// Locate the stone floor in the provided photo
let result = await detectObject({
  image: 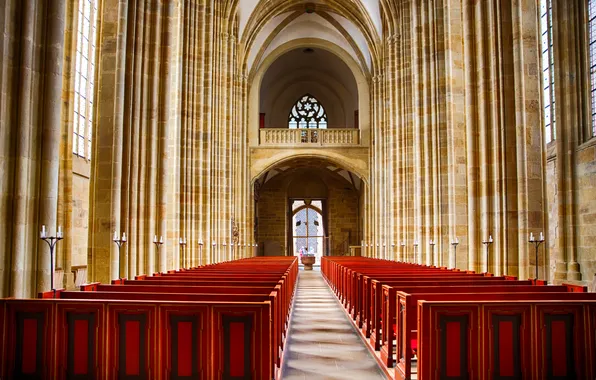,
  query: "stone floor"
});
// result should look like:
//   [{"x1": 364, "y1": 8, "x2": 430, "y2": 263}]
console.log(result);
[{"x1": 281, "y1": 270, "x2": 388, "y2": 380}]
